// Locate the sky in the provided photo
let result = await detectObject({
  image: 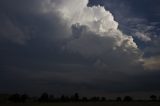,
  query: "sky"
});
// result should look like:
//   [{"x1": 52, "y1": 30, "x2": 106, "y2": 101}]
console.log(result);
[{"x1": 0, "y1": 0, "x2": 160, "y2": 98}]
